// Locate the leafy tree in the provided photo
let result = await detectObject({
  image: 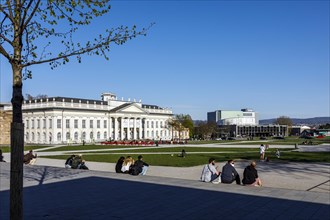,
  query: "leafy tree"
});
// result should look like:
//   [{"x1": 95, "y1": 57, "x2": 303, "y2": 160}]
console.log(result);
[
  {"x1": 195, "y1": 121, "x2": 217, "y2": 140},
  {"x1": 175, "y1": 114, "x2": 194, "y2": 138},
  {"x1": 319, "y1": 123, "x2": 330, "y2": 129},
  {"x1": 274, "y1": 116, "x2": 293, "y2": 126},
  {"x1": 0, "y1": 1, "x2": 151, "y2": 218}
]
